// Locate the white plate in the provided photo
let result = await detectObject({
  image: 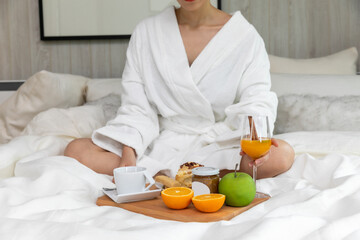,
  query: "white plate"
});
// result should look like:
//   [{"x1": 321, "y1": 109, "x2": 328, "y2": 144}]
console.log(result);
[{"x1": 103, "y1": 188, "x2": 162, "y2": 203}]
